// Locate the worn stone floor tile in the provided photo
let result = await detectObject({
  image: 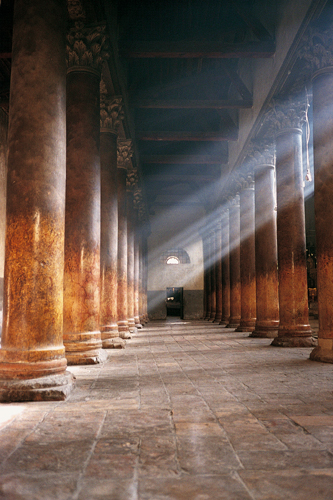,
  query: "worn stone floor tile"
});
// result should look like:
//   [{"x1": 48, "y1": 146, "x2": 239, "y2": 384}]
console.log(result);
[
  {"x1": 0, "y1": 473, "x2": 78, "y2": 500},
  {"x1": 138, "y1": 474, "x2": 253, "y2": 500},
  {"x1": 239, "y1": 469, "x2": 333, "y2": 500},
  {"x1": 237, "y1": 449, "x2": 333, "y2": 470},
  {"x1": 77, "y1": 478, "x2": 138, "y2": 500},
  {"x1": 1, "y1": 440, "x2": 94, "y2": 474}
]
